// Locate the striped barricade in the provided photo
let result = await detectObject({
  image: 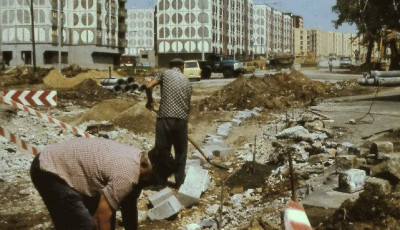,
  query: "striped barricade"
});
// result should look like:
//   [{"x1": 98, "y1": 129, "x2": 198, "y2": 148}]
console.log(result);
[
  {"x1": 0, "y1": 126, "x2": 39, "y2": 155},
  {"x1": 2, "y1": 89, "x2": 57, "y2": 106},
  {"x1": 284, "y1": 201, "x2": 312, "y2": 230},
  {"x1": 0, "y1": 95, "x2": 93, "y2": 138}
]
